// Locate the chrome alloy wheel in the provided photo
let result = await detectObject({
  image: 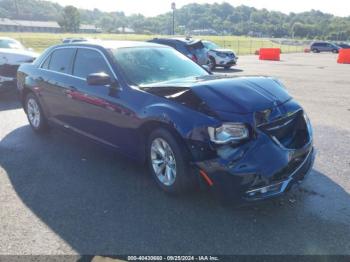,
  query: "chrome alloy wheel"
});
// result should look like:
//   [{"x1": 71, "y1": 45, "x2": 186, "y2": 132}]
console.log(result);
[
  {"x1": 151, "y1": 138, "x2": 177, "y2": 186},
  {"x1": 27, "y1": 98, "x2": 41, "y2": 128}
]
